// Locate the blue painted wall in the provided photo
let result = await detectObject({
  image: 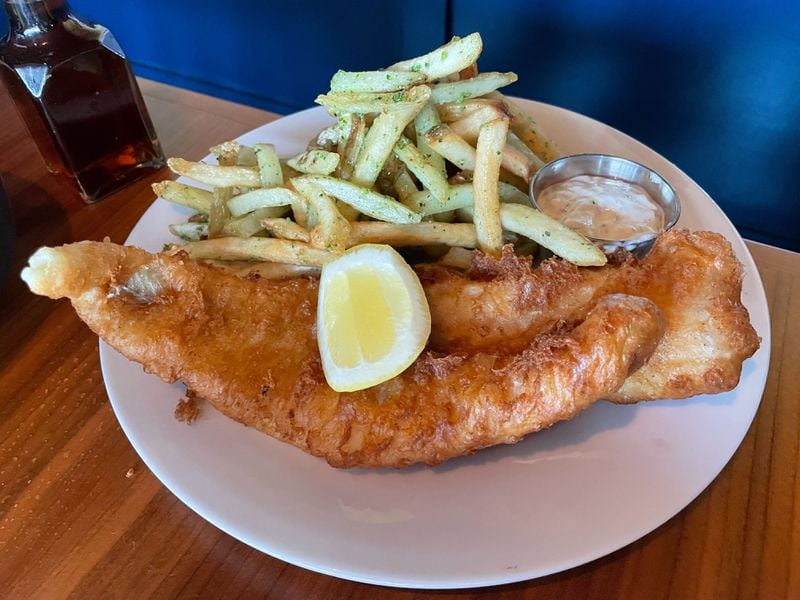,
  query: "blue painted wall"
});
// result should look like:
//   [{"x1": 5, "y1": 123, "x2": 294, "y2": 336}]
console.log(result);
[
  {"x1": 69, "y1": 0, "x2": 447, "y2": 114},
  {"x1": 453, "y1": 0, "x2": 800, "y2": 250},
  {"x1": 2, "y1": 1, "x2": 798, "y2": 250}
]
